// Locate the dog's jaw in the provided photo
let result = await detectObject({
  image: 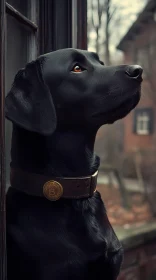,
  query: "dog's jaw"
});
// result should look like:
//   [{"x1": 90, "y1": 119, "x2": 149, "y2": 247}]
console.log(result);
[{"x1": 91, "y1": 89, "x2": 141, "y2": 126}]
